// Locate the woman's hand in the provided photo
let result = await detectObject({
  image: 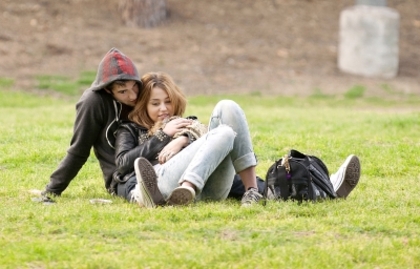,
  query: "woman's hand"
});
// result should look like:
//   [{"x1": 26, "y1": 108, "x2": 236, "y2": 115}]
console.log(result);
[
  {"x1": 158, "y1": 136, "x2": 189, "y2": 164},
  {"x1": 162, "y1": 118, "x2": 192, "y2": 137}
]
